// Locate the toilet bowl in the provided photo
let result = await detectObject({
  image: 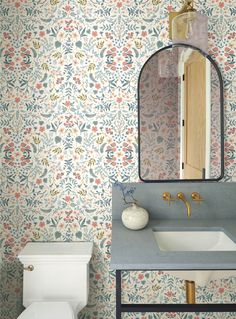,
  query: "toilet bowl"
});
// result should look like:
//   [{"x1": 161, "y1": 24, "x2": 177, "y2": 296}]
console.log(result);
[
  {"x1": 17, "y1": 302, "x2": 75, "y2": 319},
  {"x1": 17, "y1": 242, "x2": 93, "y2": 319}
]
